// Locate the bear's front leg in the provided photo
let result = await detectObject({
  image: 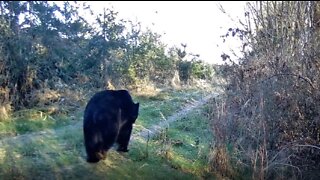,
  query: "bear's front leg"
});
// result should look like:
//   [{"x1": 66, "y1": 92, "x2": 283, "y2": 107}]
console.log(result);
[
  {"x1": 116, "y1": 124, "x2": 133, "y2": 152},
  {"x1": 85, "y1": 145, "x2": 101, "y2": 163}
]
